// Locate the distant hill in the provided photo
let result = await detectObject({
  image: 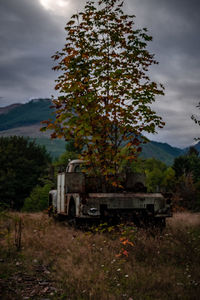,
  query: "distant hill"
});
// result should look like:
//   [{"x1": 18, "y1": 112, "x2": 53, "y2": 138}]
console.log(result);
[
  {"x1": 195, "y1": 141, "x2": 200, "y2": 152},
  {"x1": 141, "y1": 141, "x2": 183, "y2": 165},
  {"x1": 0, "y1": 103, "x2": 22, "y2": 115},
  {"x1": 0, "y1": 99, "x2": 65, "y2": 158},
  {"x1": 0, "y1": 98, "x2": 198, "y2": 163},
  {"x1": 183, "y1": 141, "x2": 200, "y2": 154},
  {"x1": 0, "y1": 98, "x2": 54, "y2": 131},
  {"x1": 0, "y1": 124, "x2": 66, "y2": 159}
]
